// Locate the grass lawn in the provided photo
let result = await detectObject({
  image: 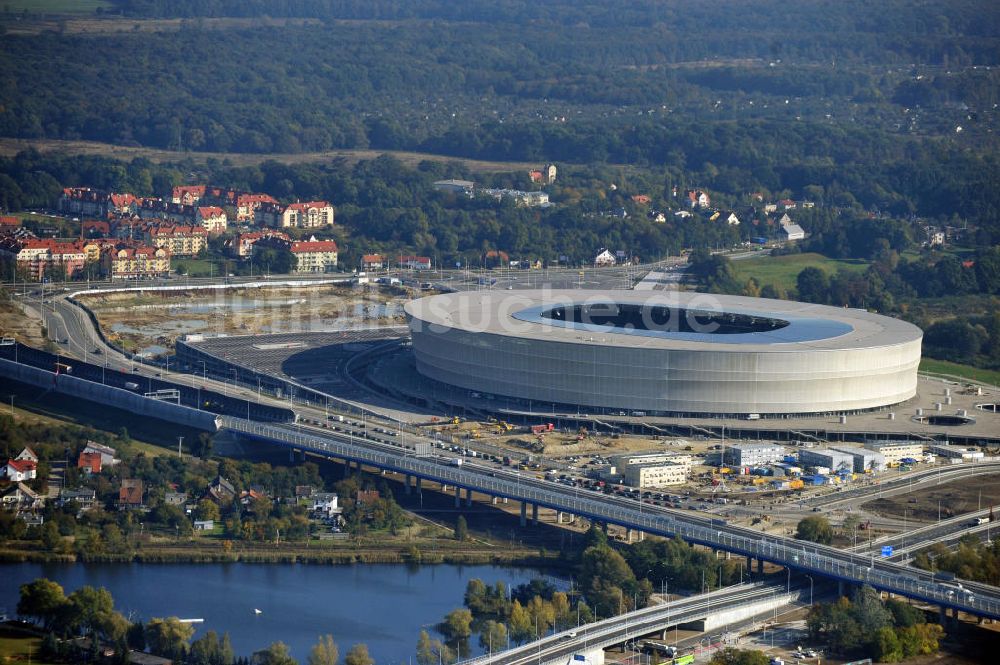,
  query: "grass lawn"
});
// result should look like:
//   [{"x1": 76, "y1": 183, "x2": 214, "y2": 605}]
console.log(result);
[
  {"x1": 4, "y1": 0, "x2": 111, "y2": 13},
  {"x1": 173, "y1": 258, "x2": 223, "y2": 278},
  {"x1": 731, "y1": 252, "x2": 870, "y2": 292},
  {"x1": 919, "y1": 358, "x2": 1000, "y2": 387},
  {"x1": 0, "y1": 627, "x2": 61, "y2": 665}
]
